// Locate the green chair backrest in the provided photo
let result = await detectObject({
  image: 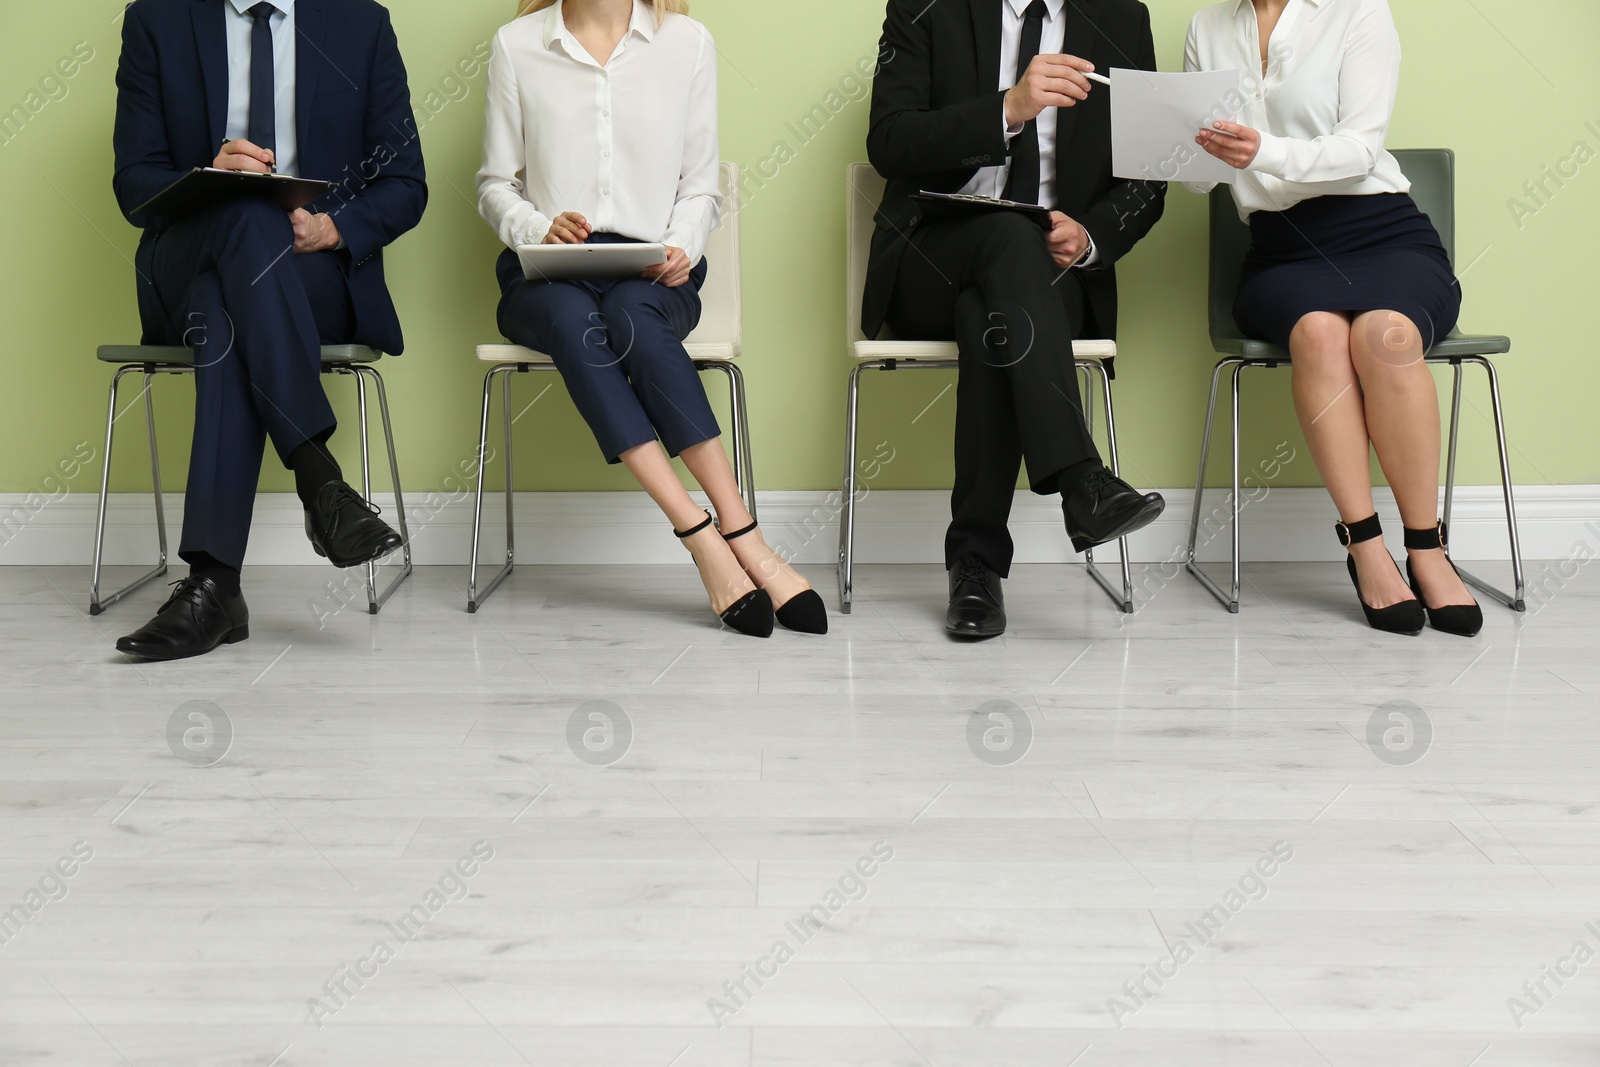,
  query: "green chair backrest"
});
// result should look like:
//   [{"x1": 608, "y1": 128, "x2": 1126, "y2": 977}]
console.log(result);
[{"x1": 1207, "y1": 148, "x2": 1457, "y2": 348}]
